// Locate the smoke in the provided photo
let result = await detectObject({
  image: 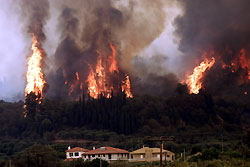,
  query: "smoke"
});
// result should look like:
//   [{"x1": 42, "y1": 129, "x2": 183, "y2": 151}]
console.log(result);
[
  {"x1": 0, "y1": 0, "x2": 184, "y2": 100},
  {"x1": 133, "y1": 55, "x2": 178, "y2": 96},
  {"x1": 0, "y1": 0, "x2": 27, "y2": 101},
  {"x1": 175, "y1": 0, "x2": 250, "y2": 72},
  {"x1": 175, "y1": 0, "x2": 250, "y2": 94},
  {"x1": 21, "y1": 0, "x2": 50, "y2": 42},
  {"x1": 46, "y1": 0, "x2": 182, "y2": 98}
]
